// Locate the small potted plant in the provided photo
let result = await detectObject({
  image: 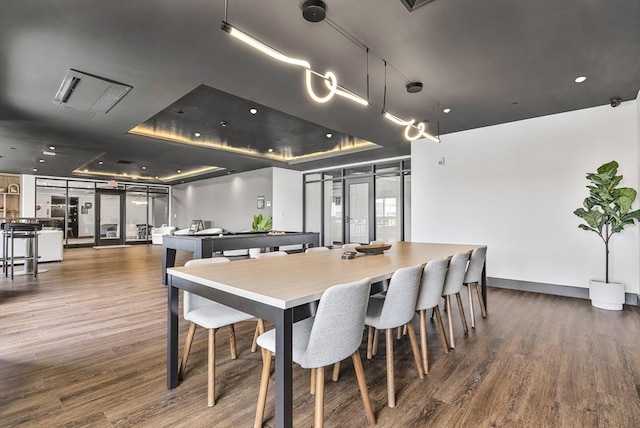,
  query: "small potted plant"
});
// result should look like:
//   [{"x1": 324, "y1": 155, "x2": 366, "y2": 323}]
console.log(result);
[
  {"x1": 249, "y1": 214, "x2": 272, "y2": 258},
  {"x1": 573, "y1": 160, "x2": 639, "y2": 310},
  {"x1": 251, "y1": 214, "x2": 272, "y2": 232}
]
